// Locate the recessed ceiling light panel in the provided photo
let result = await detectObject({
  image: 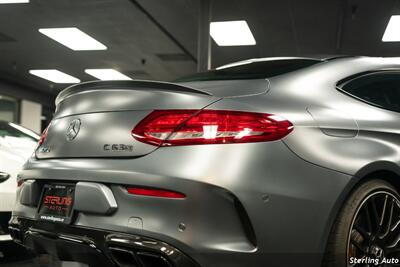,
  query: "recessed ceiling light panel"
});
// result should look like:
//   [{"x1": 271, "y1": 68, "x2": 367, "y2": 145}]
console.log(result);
[
  {"x1": 38, "y1": 27, "x2": 107, "y2": 51},
  {"x1": 383, "y1": 15, "x2": 400, "y2": 42},
  {"x1": 0, "y1": 0, "x2": 29, "y2": 3},
  {"x1": 210, "y1": 20, "x2": 256, "y2": 46},
  {"x1": 85, "y1": 69, "x2": 132, "y2": 80},
  {"x1": 29, "y1": 69, "x2": 80, "y2": 84}
]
